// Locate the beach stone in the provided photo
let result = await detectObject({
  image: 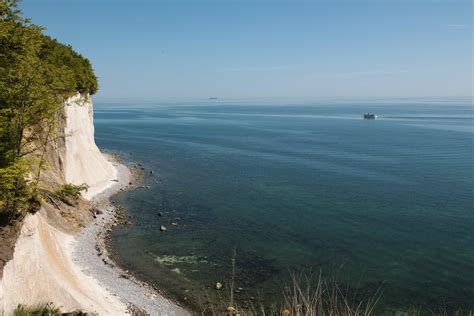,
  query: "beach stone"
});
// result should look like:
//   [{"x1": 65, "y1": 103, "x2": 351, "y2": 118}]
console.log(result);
[
  {"x1": 281, "y1": 309, "x2": 290, "y2": 316},
  {"x1": 215, "y1": 282, "x2": 223, "y2": 290},
  {"x1": 160, "y1": 225, "x2": 167, "y2": 232}
]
